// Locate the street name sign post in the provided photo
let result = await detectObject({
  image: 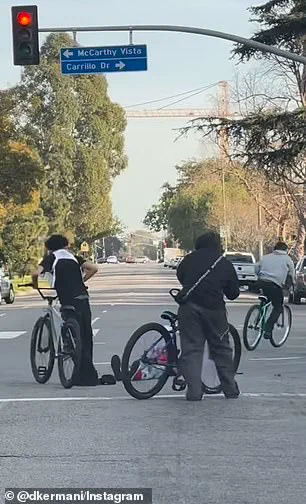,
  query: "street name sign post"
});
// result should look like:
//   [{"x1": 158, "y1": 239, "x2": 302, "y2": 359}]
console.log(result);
[{"x1": 60, "y1": 44, "x2": 147, "y2": 75}]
